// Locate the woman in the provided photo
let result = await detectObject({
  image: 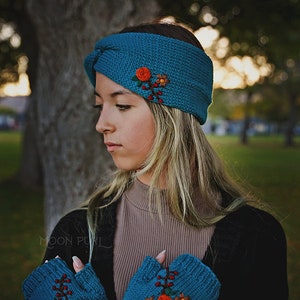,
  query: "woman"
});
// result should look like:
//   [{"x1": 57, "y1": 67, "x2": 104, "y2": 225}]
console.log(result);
[{"x1": 23, "y1": 22, "x2": 288, "y2": 300}]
